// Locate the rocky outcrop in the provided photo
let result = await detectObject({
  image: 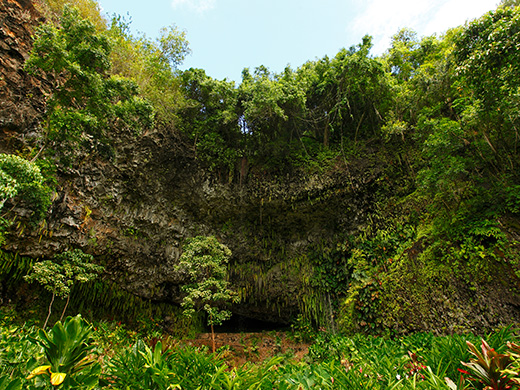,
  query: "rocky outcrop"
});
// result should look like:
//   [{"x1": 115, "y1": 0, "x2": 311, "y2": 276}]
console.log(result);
[
  {"x1": 0, "y1": 2, "x2": 378, "y2": 322},
  {"x1": 1, "y1": 0, "x2": 519, "y2": 332},
  {"x1": 0, "y1": 0, "x2": 48, "y2": 151},
  {"x1": 2, "y1": 116, "x2": 376, "y2": 323}
]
